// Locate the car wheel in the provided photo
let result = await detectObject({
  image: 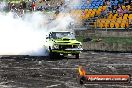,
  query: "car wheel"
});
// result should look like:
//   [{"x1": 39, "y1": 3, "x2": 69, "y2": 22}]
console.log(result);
[
  {"x1": 49, "y1": 46, "x2": 53, "y2": 59},
  {"x1": 75, "y1": 53, "x2": 79, "y2": 59},
  {"x1": 55, "y1": 53, "x2": 60, "y2": 59},
  {"x1": 49, "y1": 51, "x2": 53, "y2": 59},
  {"x1": 50, "y1": 52, "x2": 60, "y2": 59}
]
